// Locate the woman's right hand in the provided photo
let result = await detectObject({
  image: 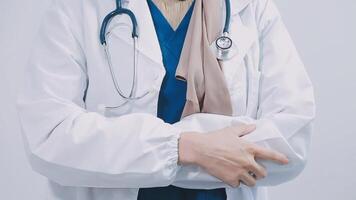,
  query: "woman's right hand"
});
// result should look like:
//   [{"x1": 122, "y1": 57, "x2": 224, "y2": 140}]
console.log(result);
[{"x1": 178, "y1": 124, "x2": 289, "y2": 187}]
